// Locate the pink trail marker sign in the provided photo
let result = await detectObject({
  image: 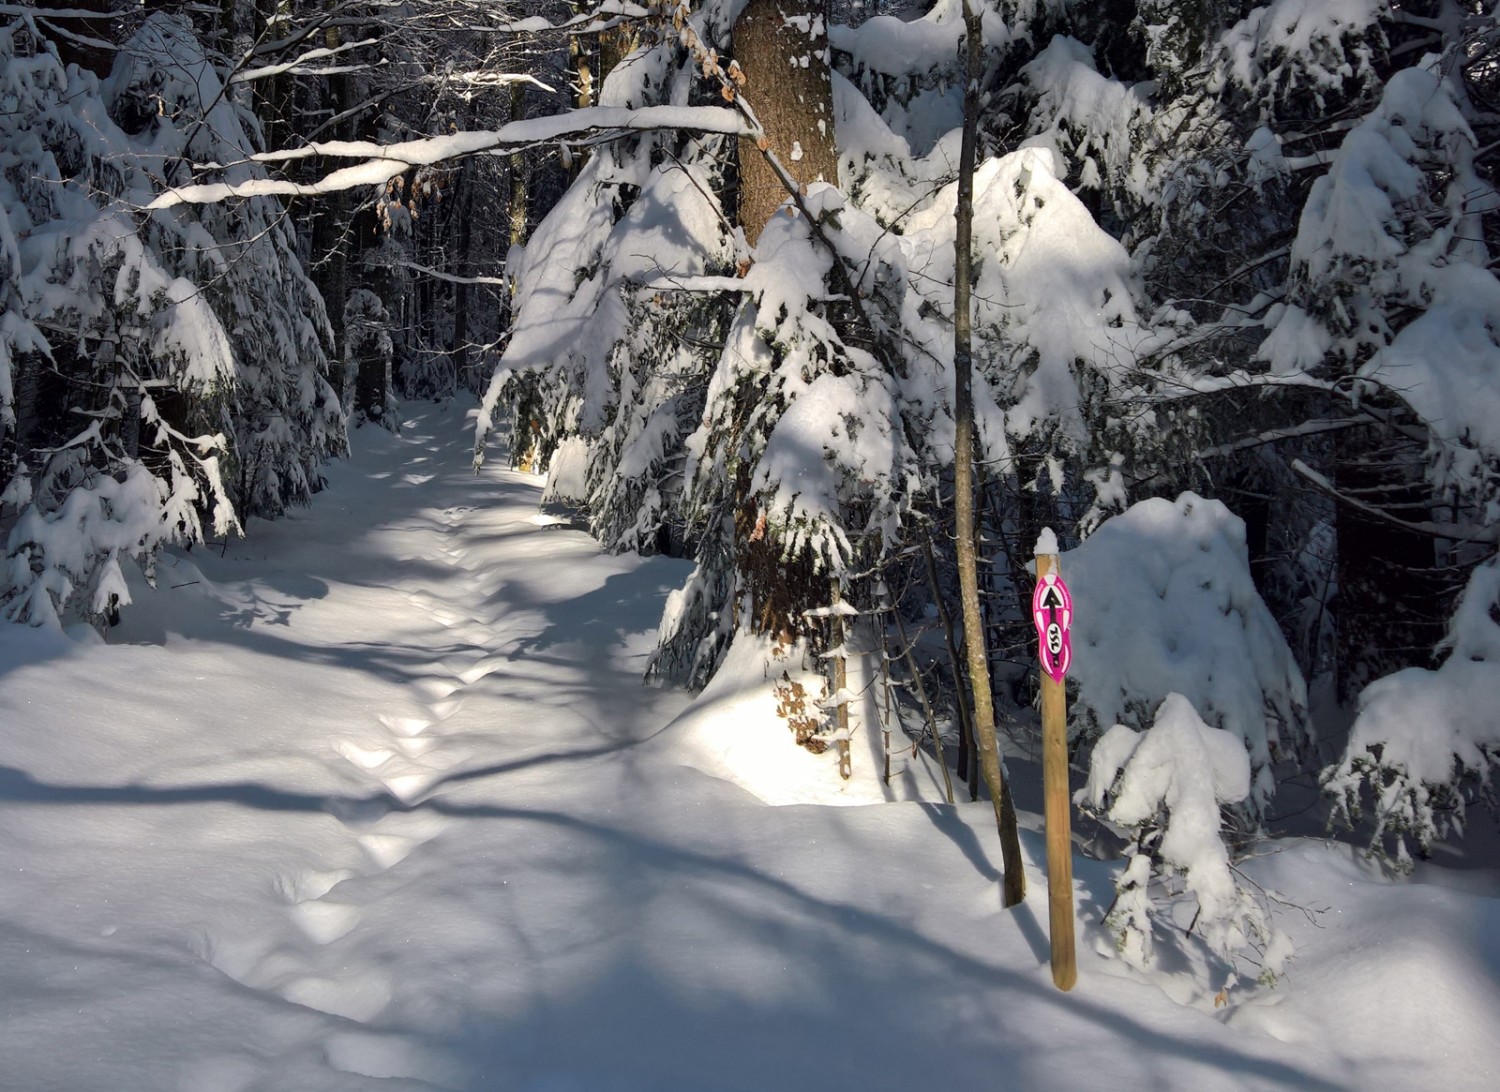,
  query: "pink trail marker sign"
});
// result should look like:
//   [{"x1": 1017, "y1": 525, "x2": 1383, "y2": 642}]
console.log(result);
[{"x1": 1032, "y1": 572, "x2": 1073, "y2": 684}]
